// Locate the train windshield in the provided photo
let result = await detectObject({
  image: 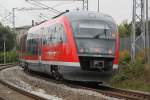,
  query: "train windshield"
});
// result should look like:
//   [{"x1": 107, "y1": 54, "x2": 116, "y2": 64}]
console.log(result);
[
  {"x1": 71, "y1": 20, "x2": 116, "y2": 55},
  {"x1": 71, "y1": 20, "x2": 115, "y2": 39}
]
